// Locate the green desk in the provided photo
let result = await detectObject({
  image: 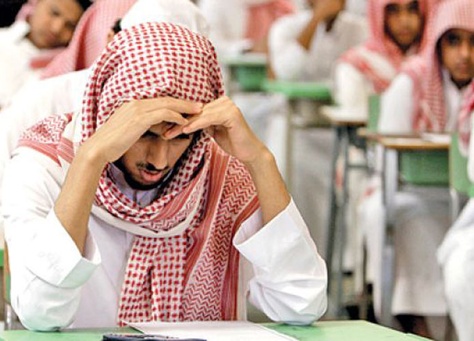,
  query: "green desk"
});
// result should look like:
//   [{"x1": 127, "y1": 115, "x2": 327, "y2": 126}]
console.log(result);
[
  {"x1": 0, "y1": 321, "x2": 431, "y2": 341},
  {"x1": 262, "y1": 80, "x2": 332, "y2": 191}
]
